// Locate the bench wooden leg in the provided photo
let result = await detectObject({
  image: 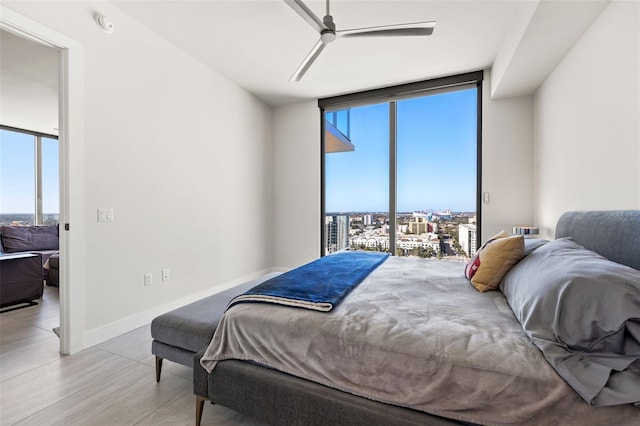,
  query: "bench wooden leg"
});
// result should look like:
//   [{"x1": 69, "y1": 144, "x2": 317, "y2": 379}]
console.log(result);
[
  {"x1": 196, "y1": 395, "x2": 207, "y2": 426},
  {"x1": 155, "y1": 356, "x2": 163, "y2": 382}
]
